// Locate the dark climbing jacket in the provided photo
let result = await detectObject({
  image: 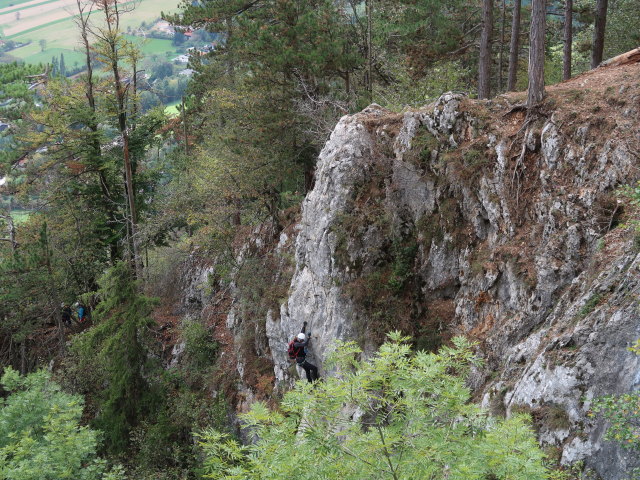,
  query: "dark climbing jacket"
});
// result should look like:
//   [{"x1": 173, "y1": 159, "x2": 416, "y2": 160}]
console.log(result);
[
  {"x1": 61, "y1": 306, "x2": 71, "y2": 324},
  {"x1": 287, "y1": 340, "x2": 300, "y2": 360},
  {"x1": 292, "y1": 337, "x2": 309, "y2": 364}
]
